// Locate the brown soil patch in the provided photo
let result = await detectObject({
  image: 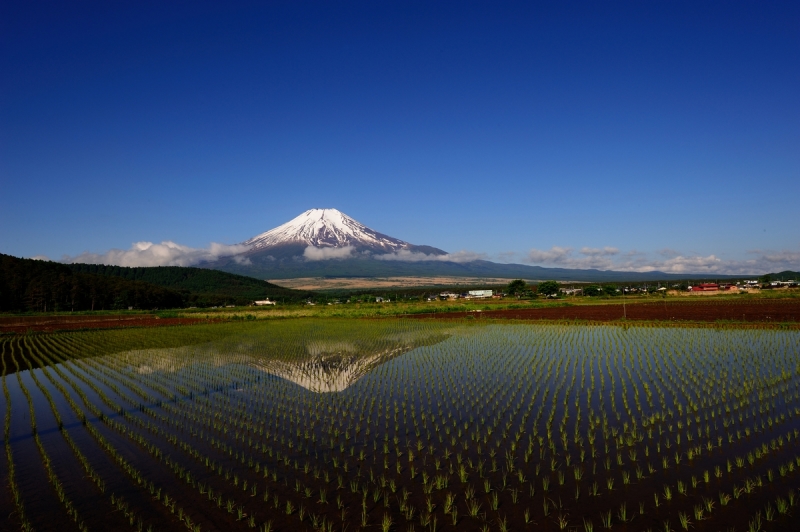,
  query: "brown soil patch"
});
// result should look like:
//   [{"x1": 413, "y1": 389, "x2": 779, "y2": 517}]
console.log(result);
[
  {"x1": 403, "y1": 299, "x2": 800, "y2": 323},
  {"x1": 268, "y1": 276, "x2": 523, "y2": 290},
  {"x1": 0, "y1": 314, "x2": 212, "y2": 333}
]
